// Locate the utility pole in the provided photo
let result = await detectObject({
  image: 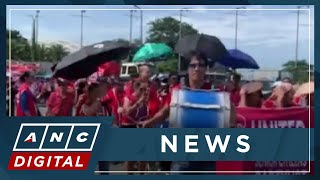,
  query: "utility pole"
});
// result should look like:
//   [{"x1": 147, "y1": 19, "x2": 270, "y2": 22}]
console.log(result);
[
  {"x1": 295, "y1": 6, "x2": 301, "y2": 69},
  {"x1": 140, "y1": 10, "x2": 143, "y2": 44},
  {"x1": 178, "y1": 8, "x2": 188, "y2": 73},
  {"x1": 31, "y1": 15, "x2": 36, "y2": 61},
  {"x1": 129, "y1": 10, "x2": 136, "y2": 44},
  {"x1": 235, "y1": 7, "x2": 245, "y2": 49},
  {"x1": 134, "y1": 5, "x2": 143, "y2": 44},
  {"x1": 70, "y1": 11, "x2": 88, "y2": 49},
  {"x1": 235, "y1": 9, "x2": 239, "y2": 49},
  {"x1": 294, "y1": 5, "x2": 309, "y2": 68},
  {"x1": 35, "y1": 10, "x2": 40, "y2": 44},
  {"x1": 80, "y1": 10, "x2": 85, "y2": 48}
]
